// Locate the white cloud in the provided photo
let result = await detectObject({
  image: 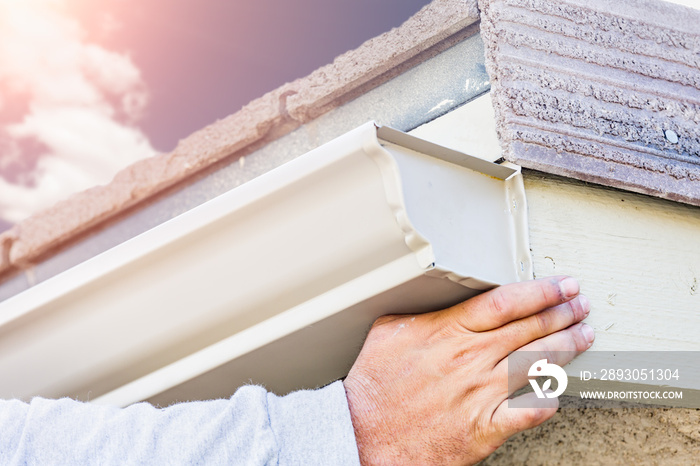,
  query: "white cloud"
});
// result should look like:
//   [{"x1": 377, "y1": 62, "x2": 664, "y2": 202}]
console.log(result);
[{"x1": 0, "y1": 0, "x2": 155, "y2": 224}]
